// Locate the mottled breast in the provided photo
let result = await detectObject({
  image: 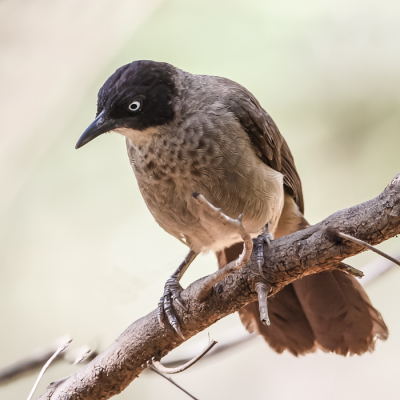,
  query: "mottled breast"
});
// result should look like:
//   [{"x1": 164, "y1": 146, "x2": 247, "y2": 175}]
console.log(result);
[{"x1": 126, "y1": 104, "x2": 284, "y2": 252}]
